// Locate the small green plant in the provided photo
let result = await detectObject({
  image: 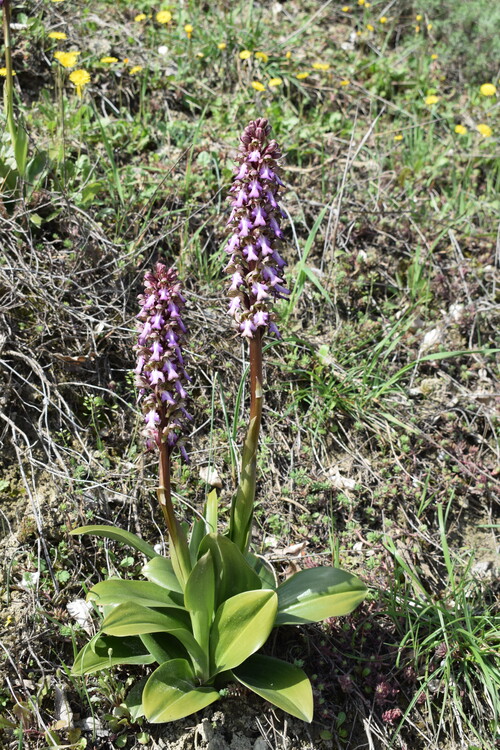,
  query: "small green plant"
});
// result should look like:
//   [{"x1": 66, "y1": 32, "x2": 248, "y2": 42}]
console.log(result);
[{"x1": 70, "y1": 120, "x2": 366, "y2": 724}]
